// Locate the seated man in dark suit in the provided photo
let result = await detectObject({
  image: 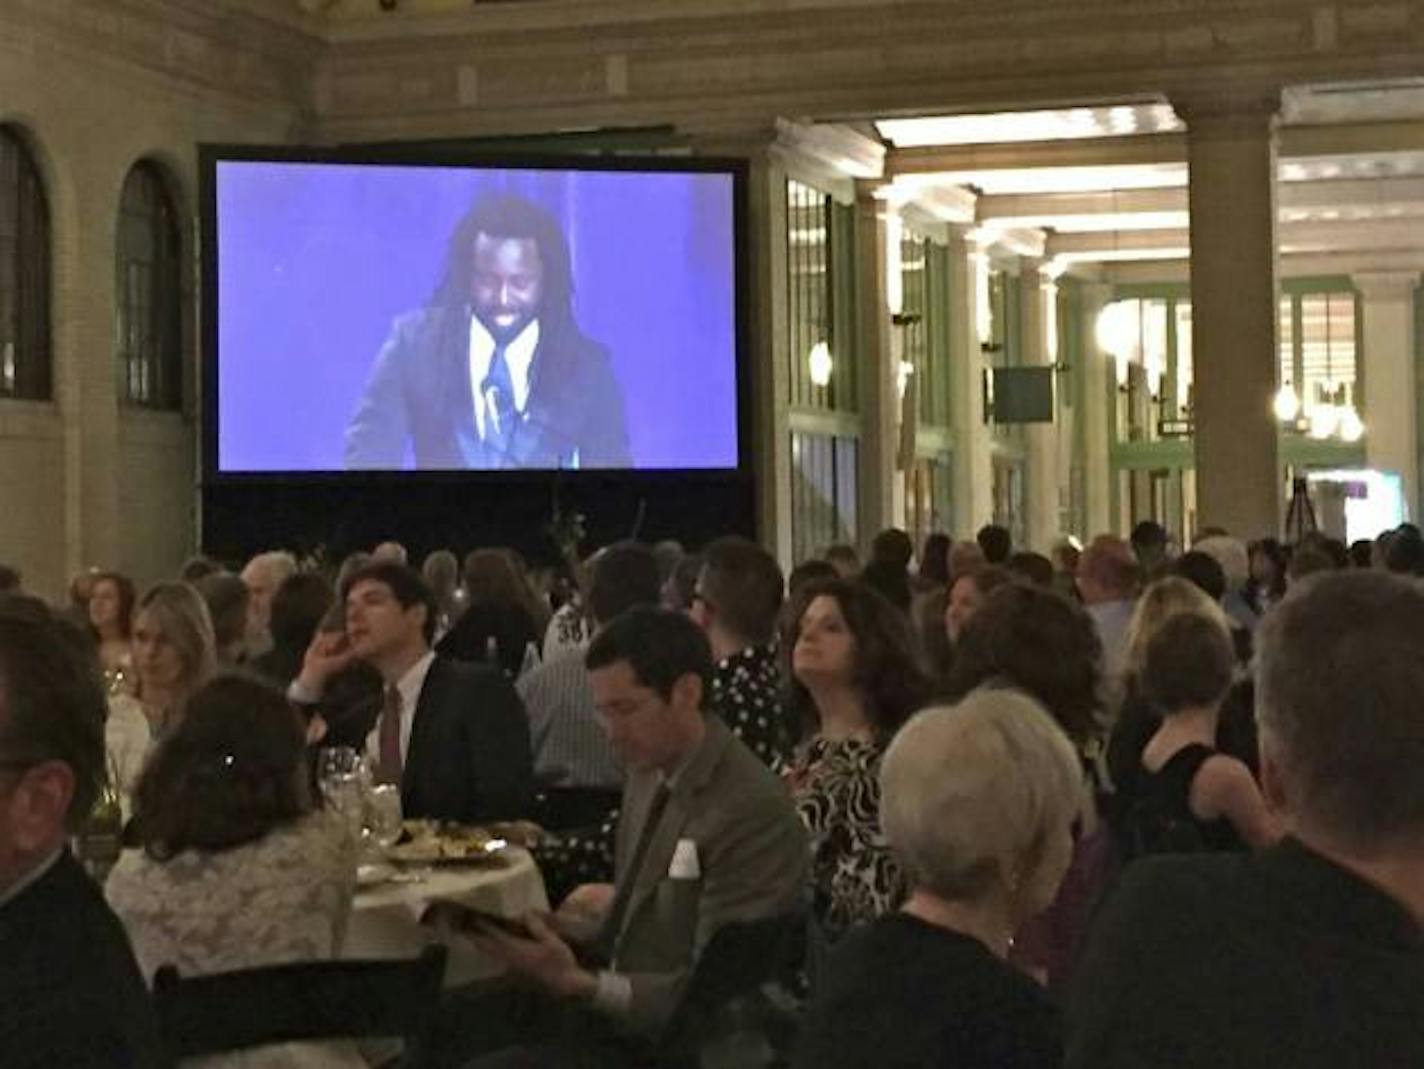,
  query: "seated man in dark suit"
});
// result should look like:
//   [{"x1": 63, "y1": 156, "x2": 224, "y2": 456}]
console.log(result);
[
  {"x1": 344, "y1": 193, "x2": 630, "y2": 471},
  {"x1": 425, "y1": 608, "x2": 808, "y2": 1067},
  {"x1": 292, "y1": 561, "x2": 533, "y2": 822},
  {"x1": 0, "y1": 598, "x2": 164, "y2": 1067},
  {"x1": 1068, "y1": 571, "x2": 1424, "y2": 1069}
]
